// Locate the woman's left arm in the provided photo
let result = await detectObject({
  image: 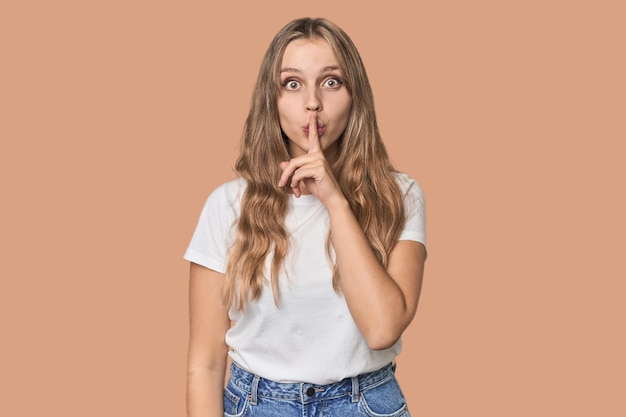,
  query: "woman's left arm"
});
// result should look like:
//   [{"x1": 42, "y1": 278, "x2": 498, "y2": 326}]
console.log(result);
[{"x1": 326, "y1": 199, "x2": 426, "y2": 350}]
